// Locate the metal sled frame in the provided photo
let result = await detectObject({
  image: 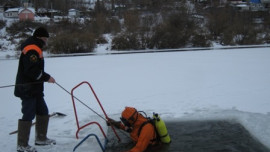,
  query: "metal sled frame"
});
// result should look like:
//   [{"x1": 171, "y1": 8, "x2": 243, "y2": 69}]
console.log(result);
[
  {"x1": 71, "y1": 81, "x2": 120, "y2": 141},
  {"x1": 73, "y1": 133, "x2": 108, "y2": 152}
]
